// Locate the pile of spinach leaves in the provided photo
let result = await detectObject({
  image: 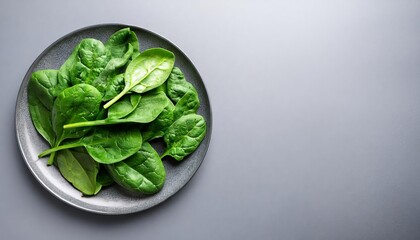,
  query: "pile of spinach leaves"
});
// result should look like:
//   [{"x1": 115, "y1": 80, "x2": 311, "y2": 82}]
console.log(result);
[{"x1": 28, "y1": 28, "x2": 206, "y2": 196}]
